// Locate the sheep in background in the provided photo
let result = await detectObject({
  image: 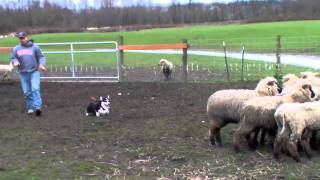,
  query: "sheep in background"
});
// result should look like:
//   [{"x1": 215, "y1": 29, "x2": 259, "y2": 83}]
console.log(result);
[
  {"x1": 300, "y1": 71, "x2": 319, "y2": 79},
  {"x1": 283, "y1": 74, "x2": 299, "y2": 89},
  {"x1": 281, "y1": 74, "x2": 300, "y2": 95},
  {"x1": 273, "y1": 101, "x2": 320, "y2": 162},
  {"x1": 0, "y1": 63, "x2": 14, "y2": 81},
  {"x1": 207, "y1": 77, "x2": 281, "y2": 147},
  {"x1": 159, "y1": 59, "x2": 173, "y2": 81},
  {"x1": 233, "y1": 80, "x2": 316, "y2": 152}
]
